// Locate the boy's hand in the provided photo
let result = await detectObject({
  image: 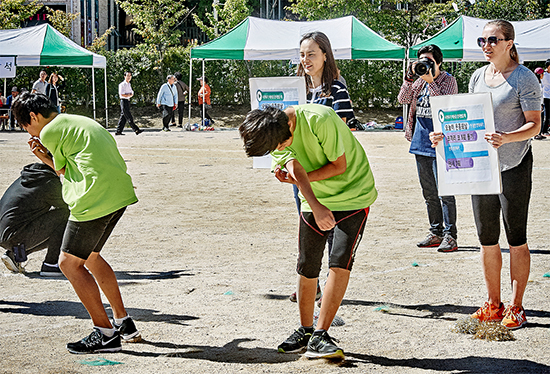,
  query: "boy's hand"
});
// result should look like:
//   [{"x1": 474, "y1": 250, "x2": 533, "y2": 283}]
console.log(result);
[
  {"x1": 311, "y1": 203, "x2": 336, "y2": 231},
  {"x1": 274, "y1": 165, "x2": 296, "y2": 184},
  {"x1": 429, "y1": 131, "x2": 444, "y2": 147},
  {"x1": 28, "y1": 137, "x2": 50, "y2": 161}
]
